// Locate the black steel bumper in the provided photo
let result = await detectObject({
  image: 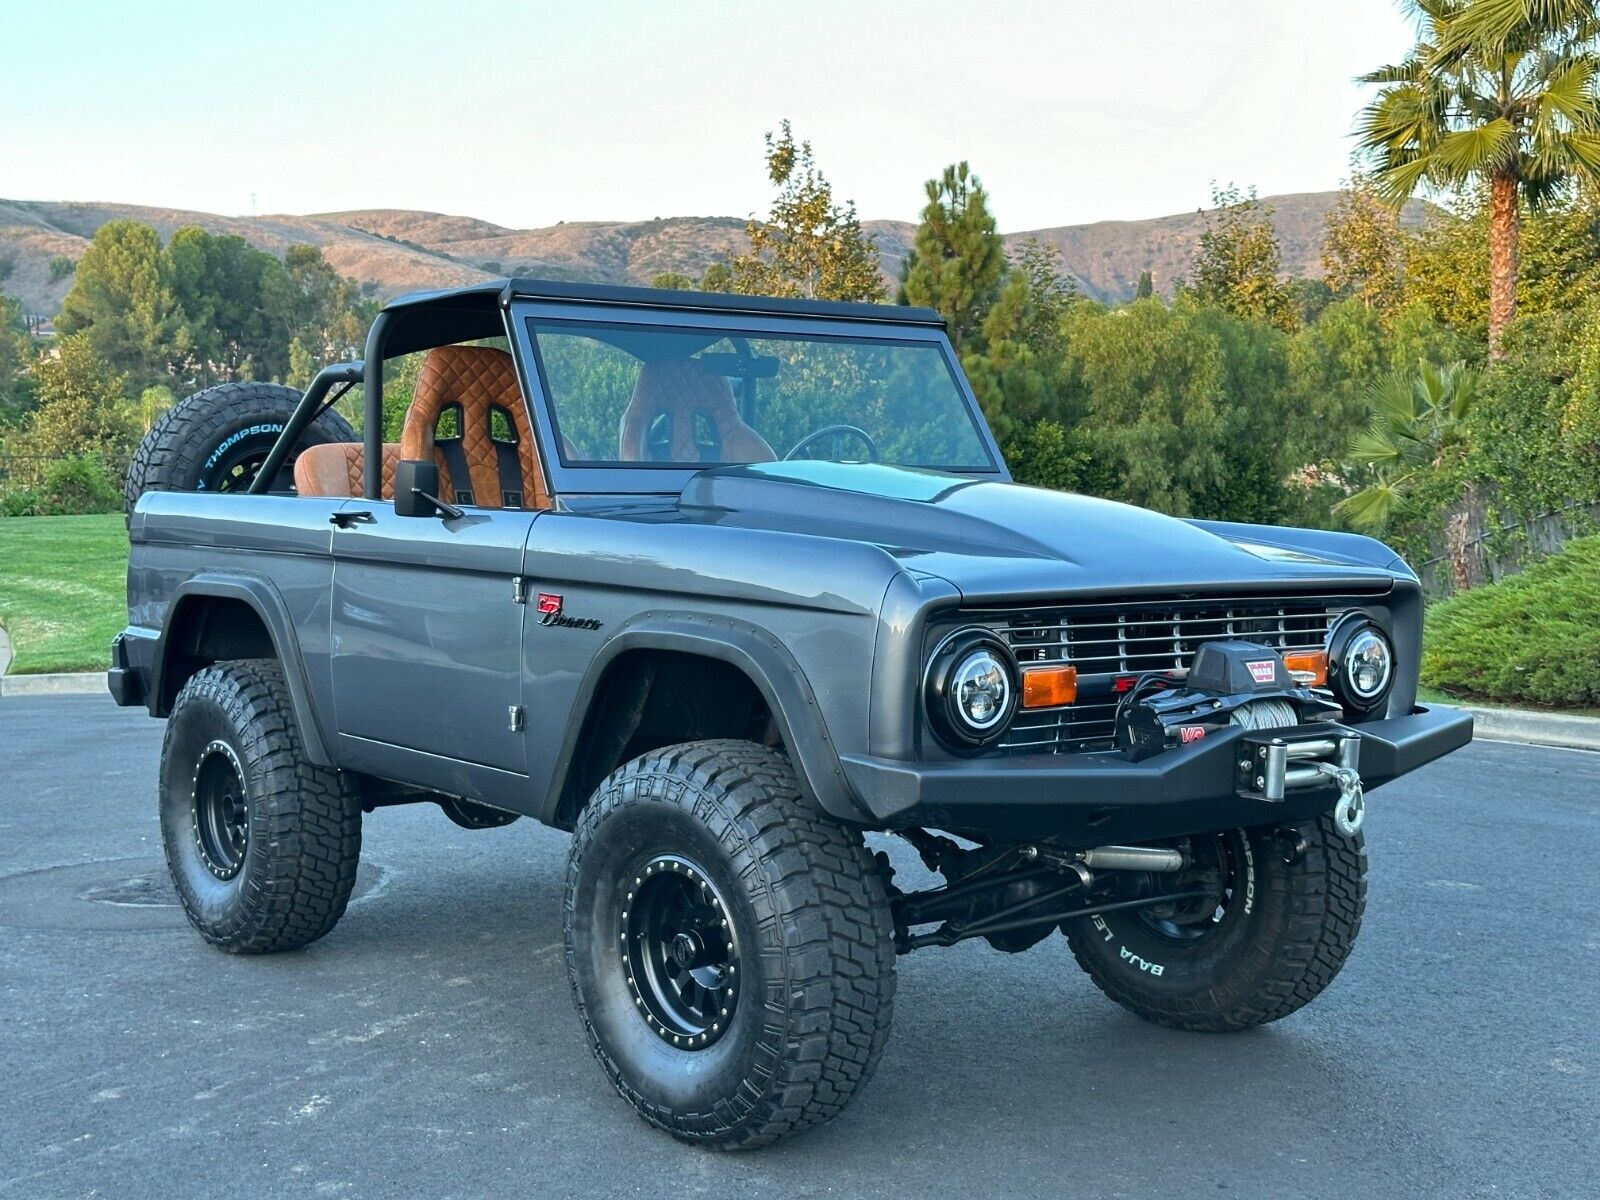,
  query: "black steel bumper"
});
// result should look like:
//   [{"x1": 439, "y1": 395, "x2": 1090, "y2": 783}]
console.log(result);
[
  {"x1": 107, "y1": 630, "x2": 156, "y2": 708},
  {"x1": 839, "y1": 704, "x2": 1473, "y2": 844}
]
